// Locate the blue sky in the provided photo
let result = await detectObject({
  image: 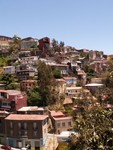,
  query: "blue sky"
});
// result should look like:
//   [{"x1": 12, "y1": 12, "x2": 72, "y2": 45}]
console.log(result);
[{"x1": 0, "y1": 0, "x2": 113, "y2": 54}]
